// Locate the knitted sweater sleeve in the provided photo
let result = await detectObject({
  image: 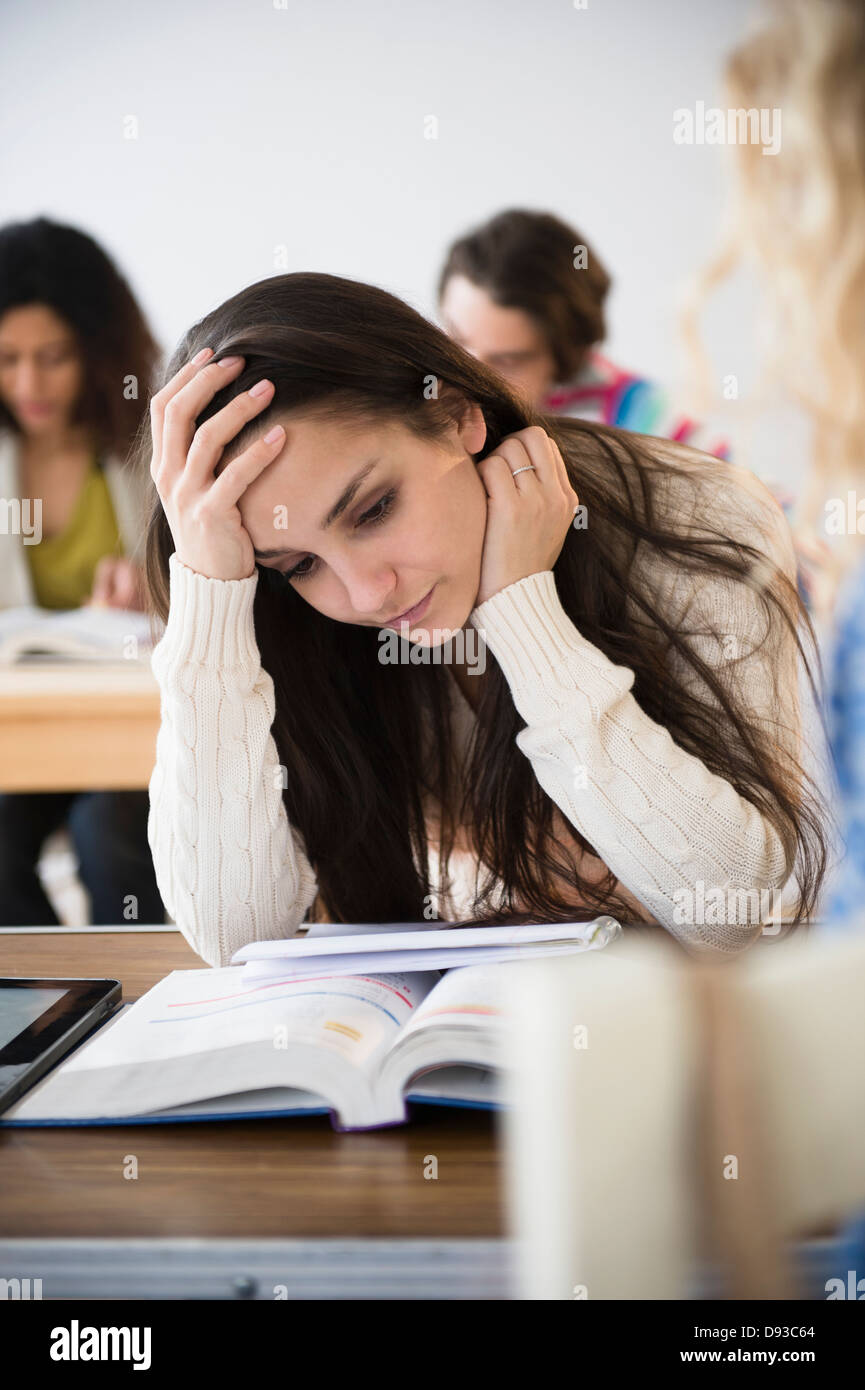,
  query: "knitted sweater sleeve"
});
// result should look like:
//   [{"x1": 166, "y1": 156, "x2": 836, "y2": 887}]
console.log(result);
[
  {"x1": 467, "y1": 464, "x2": 803, "y2": 955},
  {"x1": 147, "y1": 553, "x2": 319, "y2": 967}
]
